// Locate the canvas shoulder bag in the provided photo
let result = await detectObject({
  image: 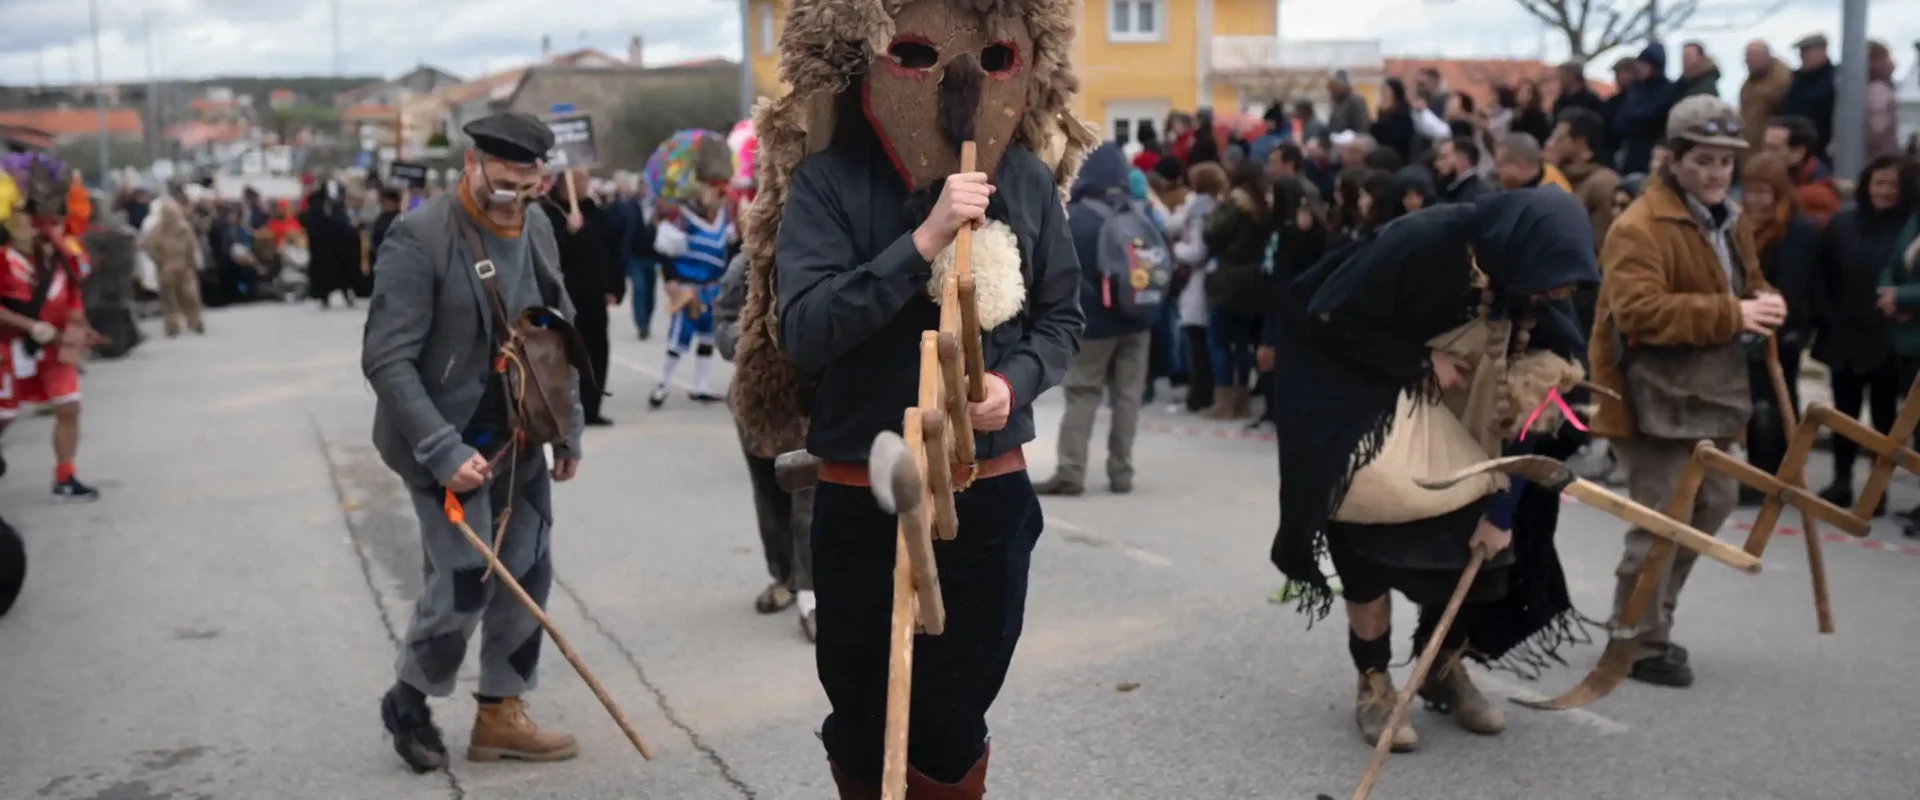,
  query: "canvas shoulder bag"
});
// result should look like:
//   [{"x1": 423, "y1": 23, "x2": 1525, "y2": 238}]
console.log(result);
[{"x1": 1610, "y1": 313, "x2": 1751, "y2": 440}]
